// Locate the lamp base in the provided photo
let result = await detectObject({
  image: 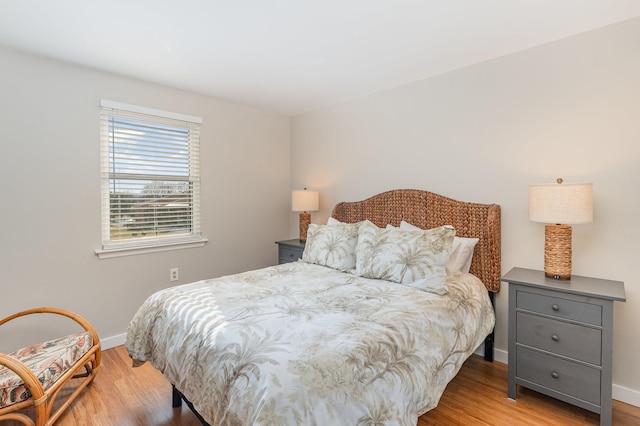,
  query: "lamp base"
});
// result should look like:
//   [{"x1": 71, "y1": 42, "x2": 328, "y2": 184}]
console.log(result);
[
  {"x1": 544, "y1": 224, "x2": 572, "y2": 280},
  {"x1": 299, "y1": 212, "x2": 311, "y2": 241}
]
